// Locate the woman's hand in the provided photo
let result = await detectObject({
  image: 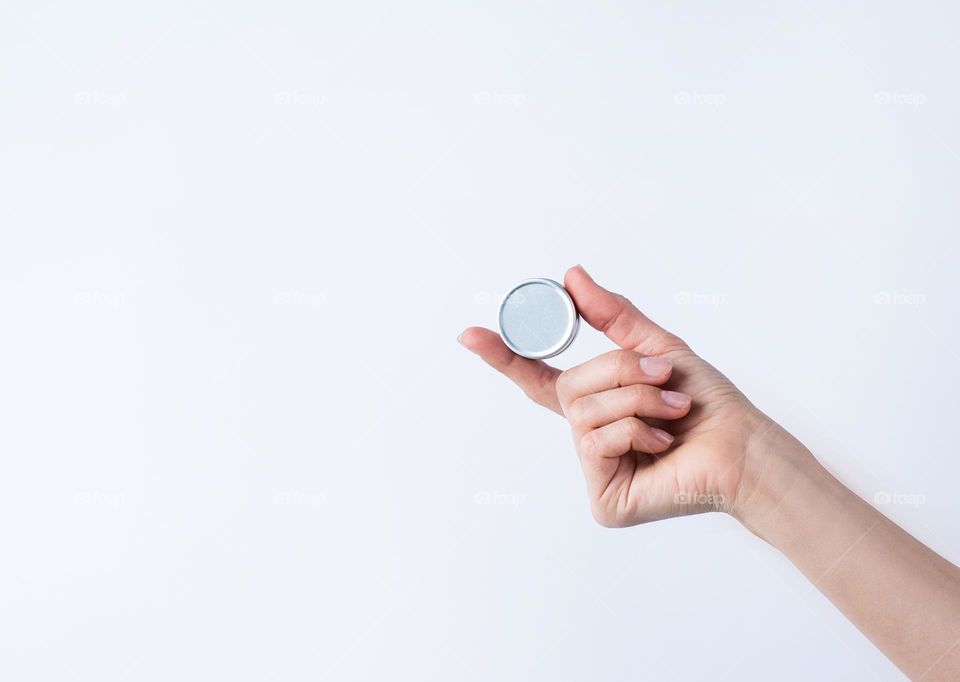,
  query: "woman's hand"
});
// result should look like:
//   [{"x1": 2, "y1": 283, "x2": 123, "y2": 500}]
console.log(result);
[
  {"x1": 461, "y1": 265, "x2": 960, "y2": 680},
  {"x1": 460, "y1": 265, "x2": 786, "y2": 527}
]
